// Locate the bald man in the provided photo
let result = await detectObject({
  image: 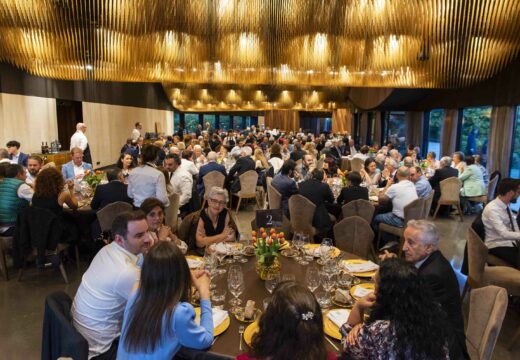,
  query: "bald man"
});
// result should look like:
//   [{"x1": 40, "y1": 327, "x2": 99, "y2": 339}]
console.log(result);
[{"x1": 70, "y1": 122, "x2": 92, "y2": 164}]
